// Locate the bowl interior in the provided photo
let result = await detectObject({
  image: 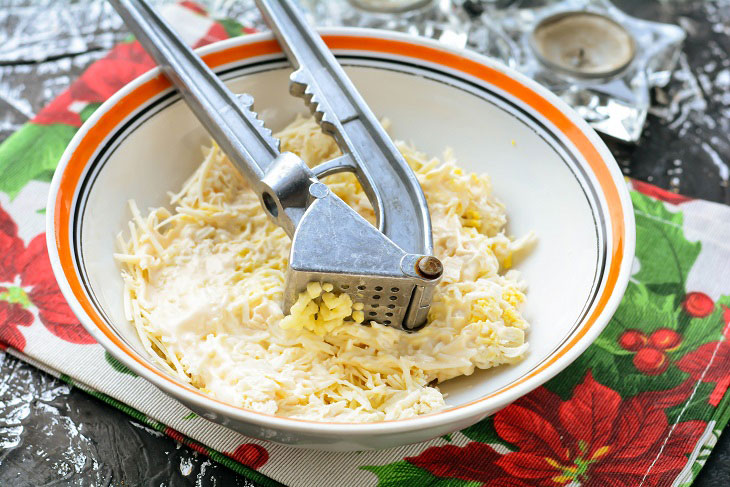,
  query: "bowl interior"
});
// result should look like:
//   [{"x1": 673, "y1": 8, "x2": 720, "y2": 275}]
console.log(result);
[{"x1": 80, "y1": 63, "x2": 599, "y2": 410}]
